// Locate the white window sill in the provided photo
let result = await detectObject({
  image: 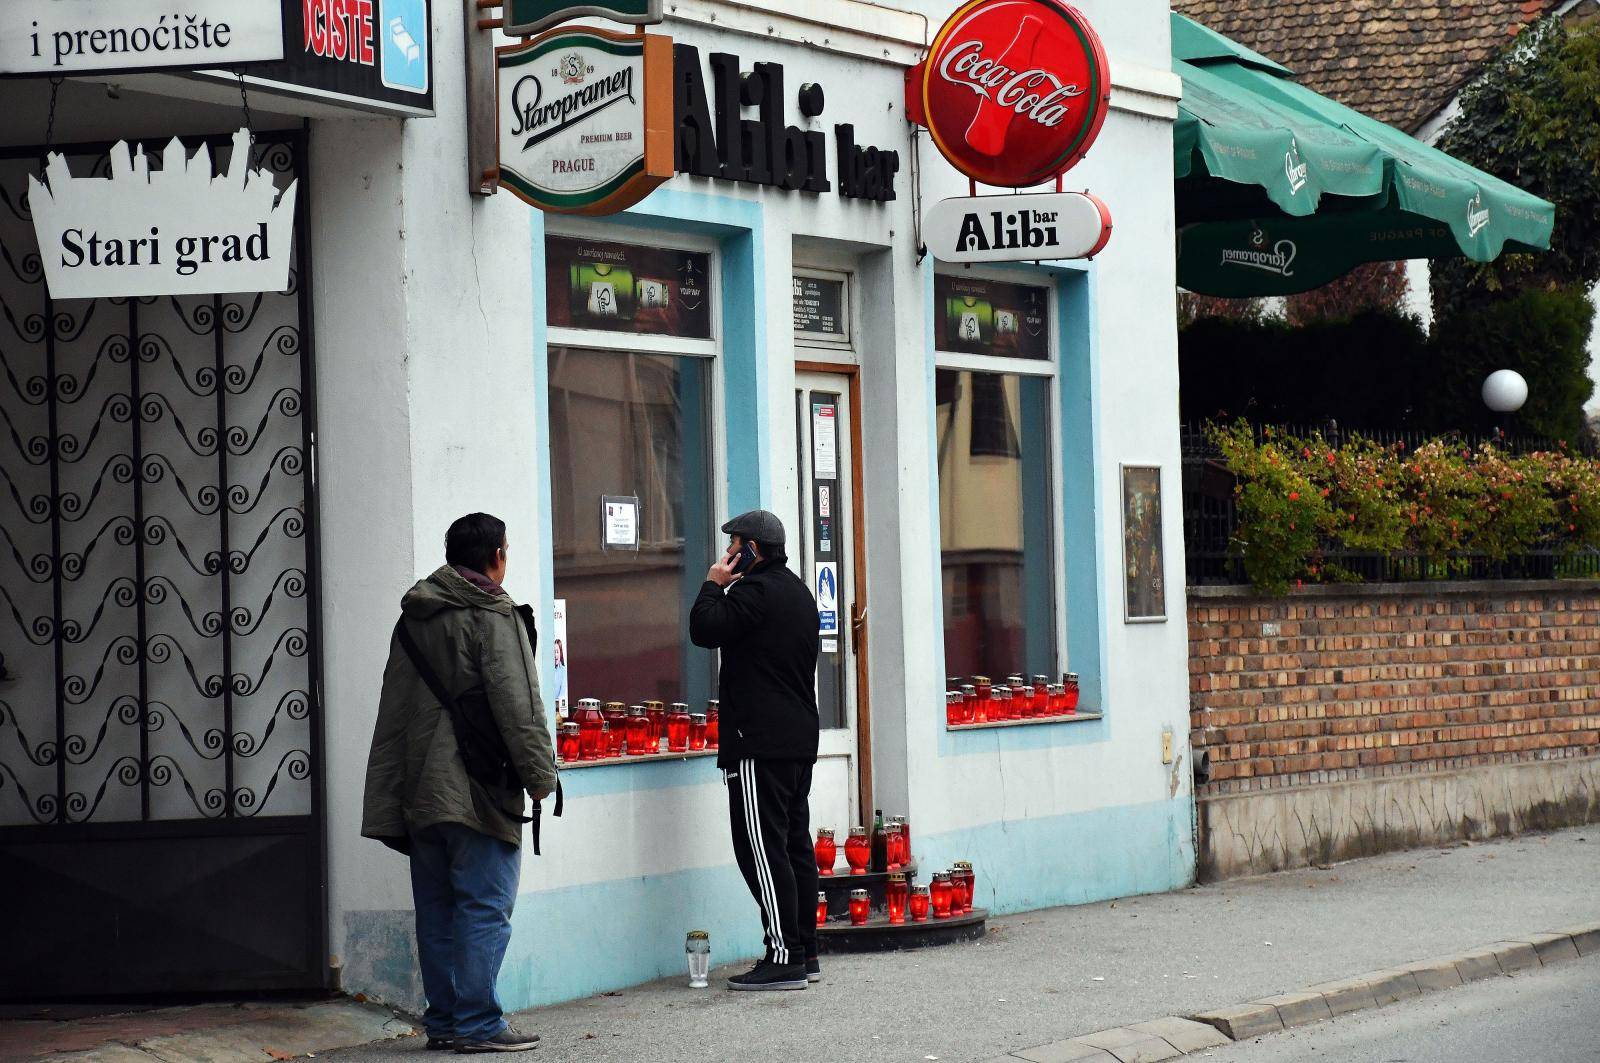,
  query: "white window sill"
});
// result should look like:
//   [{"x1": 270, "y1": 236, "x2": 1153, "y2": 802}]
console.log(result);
[
  {"x1": 557, "y1": 748, "x2": 719, "y2": 770},
  {"x1": 947, "y1": 712, "x2": 1104, "y2": 732}
]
